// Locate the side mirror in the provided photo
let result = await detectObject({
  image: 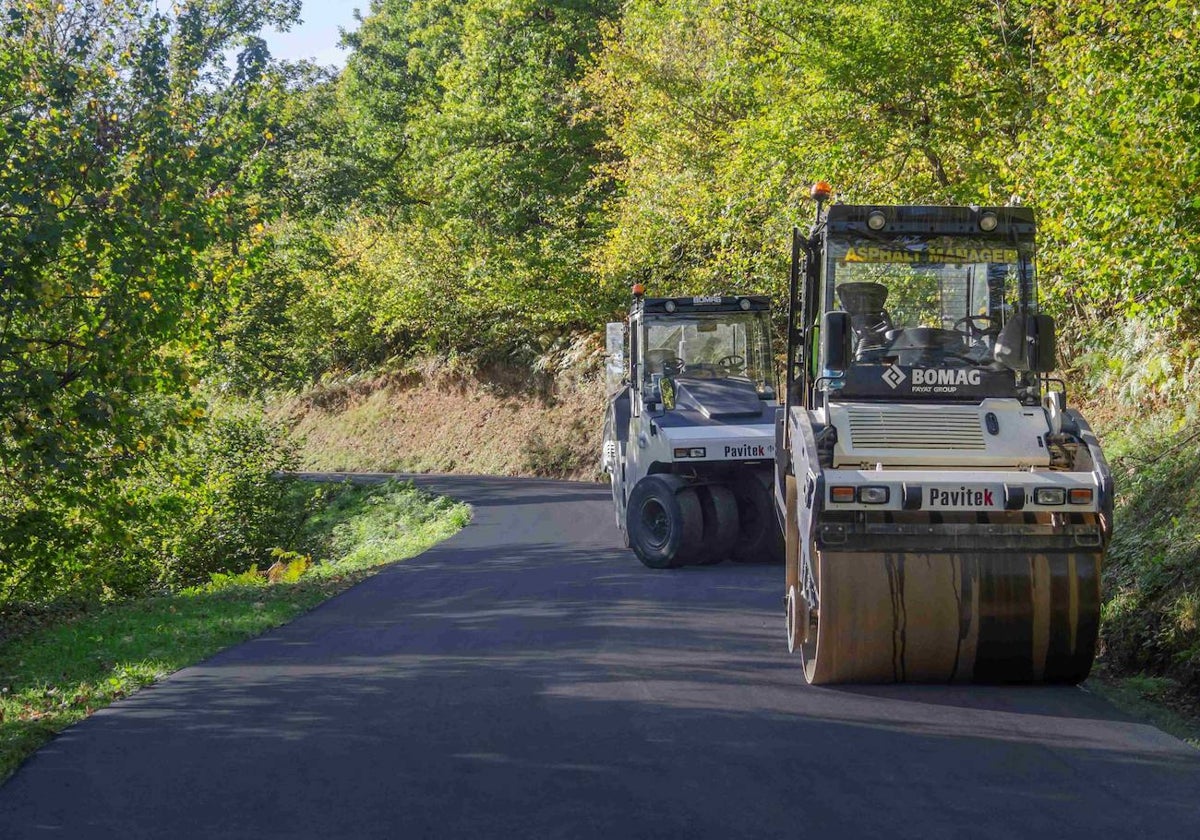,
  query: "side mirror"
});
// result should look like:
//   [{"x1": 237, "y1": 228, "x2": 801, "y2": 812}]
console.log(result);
[
  {"x1": 1027, "y1": 314, "x2": 1057, "y2": 372},
  {"x1": 821, "y1": 311, "x2": 852, "y2": 373},
  {"x1": 605, "y1": 322, "x2": 626, "y2": 395},
  {"x1": 996, "y1": 314, "x2": 1057, "y2": 372},
  {"x1": 660, "y1": 377, "x2": 676, "y2": 410}
]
